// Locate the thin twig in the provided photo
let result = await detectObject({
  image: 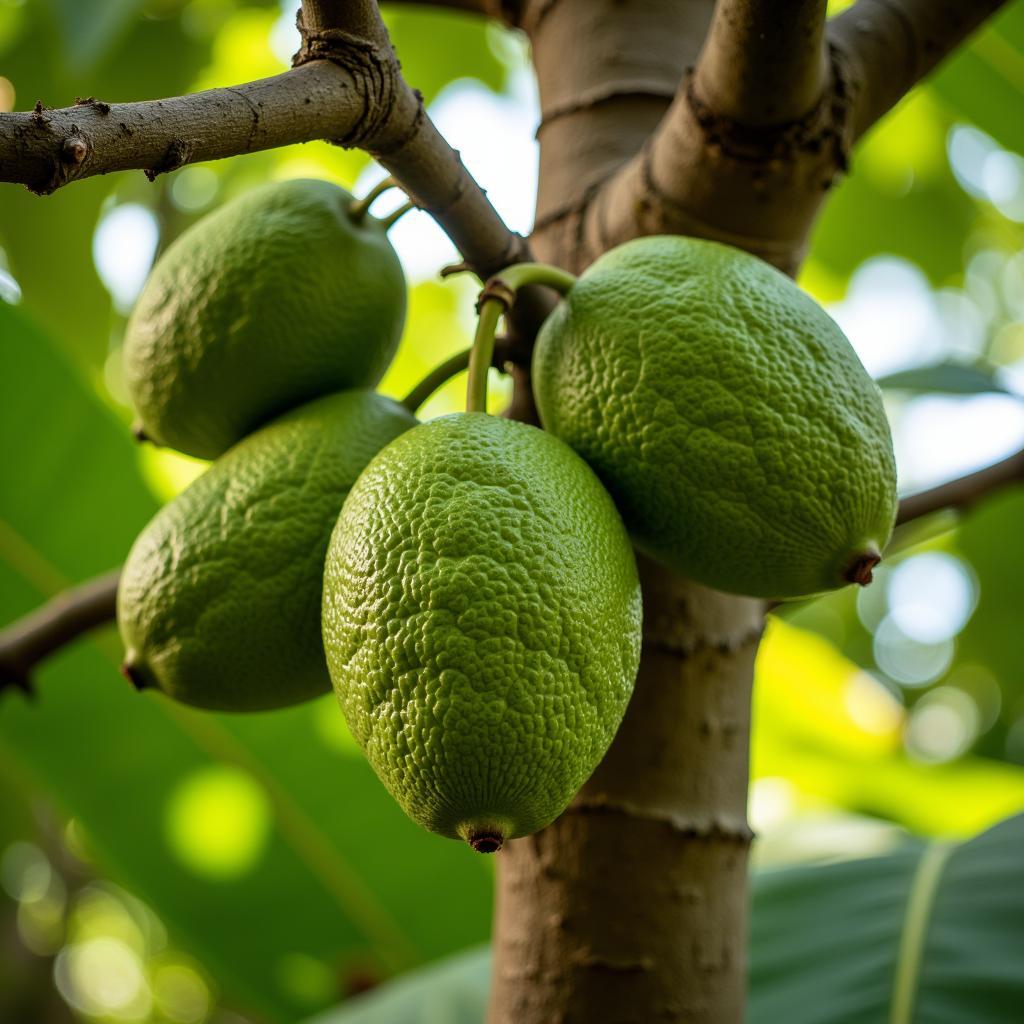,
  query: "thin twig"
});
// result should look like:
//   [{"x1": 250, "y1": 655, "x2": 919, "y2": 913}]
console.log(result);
[
  {"x1": 0, "y1": 570, "x2": 121, "y2": 698},
  {"x1": 349, "y1": 175, "x2": 399, "y2": 221},
  {"x1": 896, "y1": 446, "x2": 1024, "y2": 525}
]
